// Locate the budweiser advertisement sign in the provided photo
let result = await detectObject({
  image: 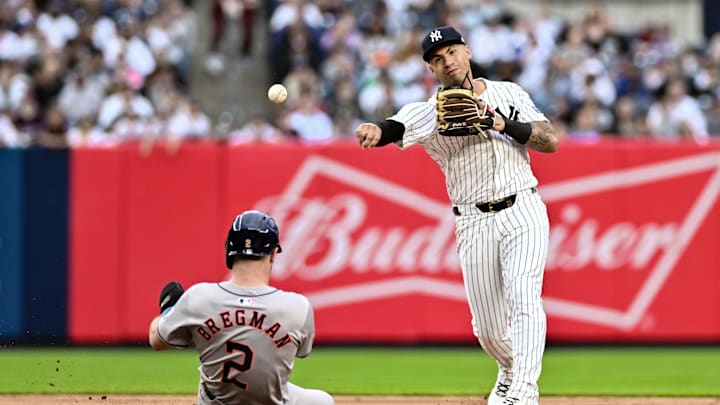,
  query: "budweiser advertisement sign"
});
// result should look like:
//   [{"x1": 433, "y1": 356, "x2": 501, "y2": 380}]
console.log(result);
[
  {"x1": 225, "y1": 142, "x2": 720, "y2": 342},
  {"x1": 68, "y1": 141, "x2": 720, "y2": 343}
]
